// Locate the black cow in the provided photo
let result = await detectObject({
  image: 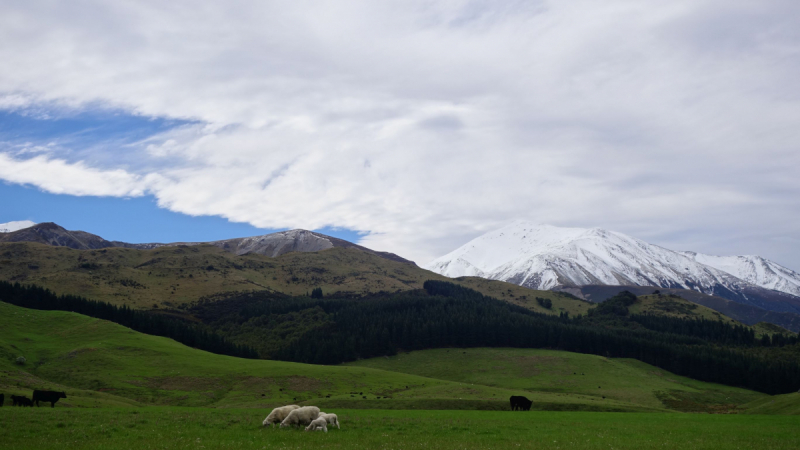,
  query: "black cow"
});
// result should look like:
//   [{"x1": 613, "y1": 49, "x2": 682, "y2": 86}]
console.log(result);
[
  {"x1": 509, "y1": 395, "x2": 532, "y2": 411},
  {"x1": 0, "y1": 393, "x2": 4, "y2": 407},
  {"x1": 11, "y1": 395, "x2": 33, "y2": 407},
  {"x1": 32, "y1": 390, "x2": 67, "y2": 408}
]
